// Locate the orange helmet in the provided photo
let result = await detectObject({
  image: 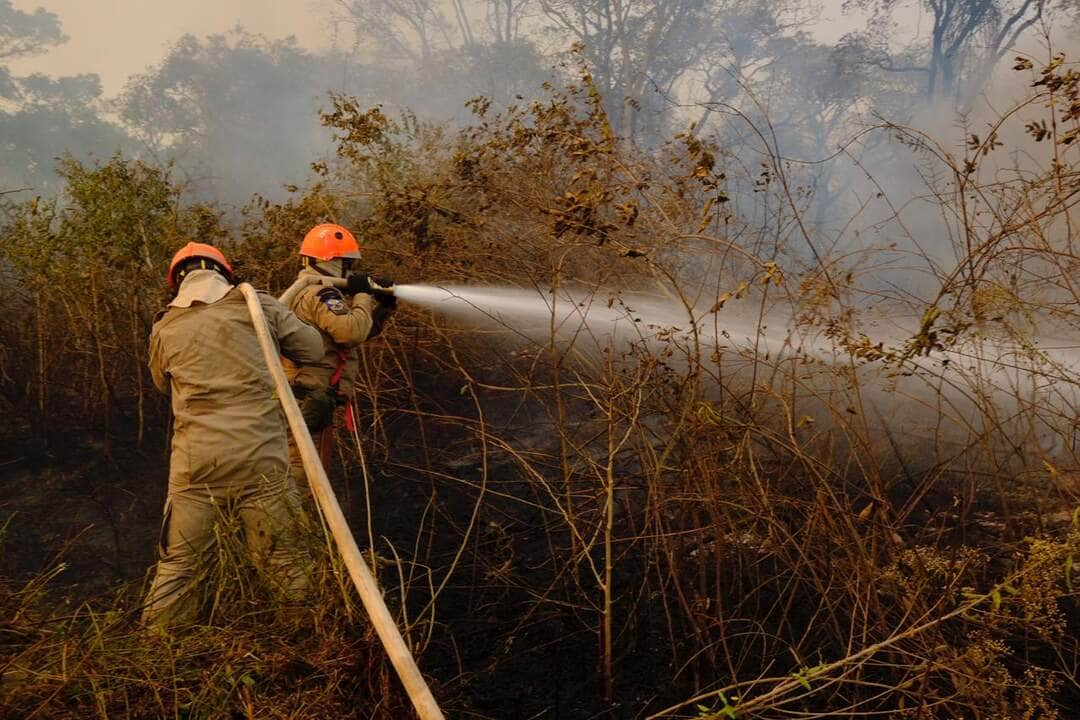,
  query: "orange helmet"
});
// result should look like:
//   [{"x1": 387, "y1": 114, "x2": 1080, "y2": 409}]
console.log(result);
[
  {"x1": 300, "y1": 223, "x2": 361, "y2": 261},
  {"x1": 168, "y1": 242, "x2": 233, "y2": 290}
]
